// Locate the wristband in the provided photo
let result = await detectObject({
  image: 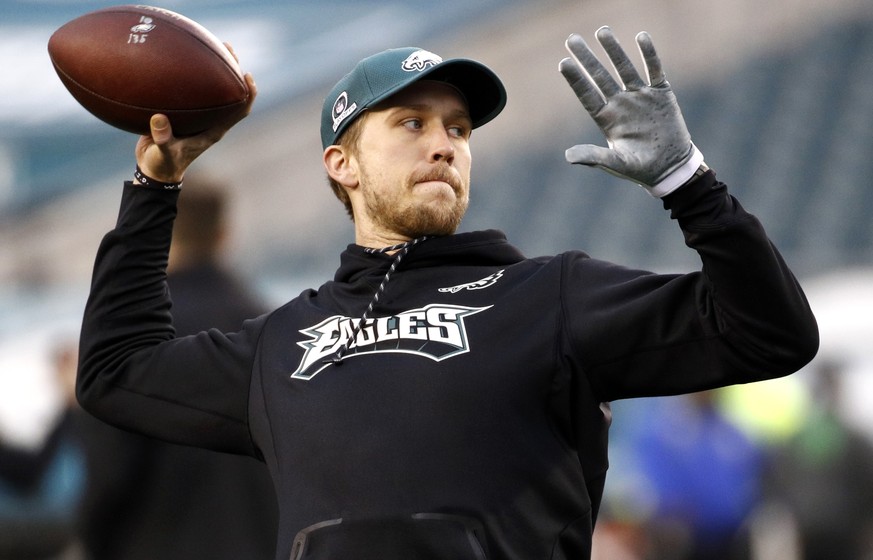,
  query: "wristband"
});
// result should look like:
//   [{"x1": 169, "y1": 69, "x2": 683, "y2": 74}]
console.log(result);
[
  {"x1": 134, "y1": 165, "x2": 183, "y2": 190},
  {"x1": 687, "y1": 161, "x2": 711, "y2": 182}
]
